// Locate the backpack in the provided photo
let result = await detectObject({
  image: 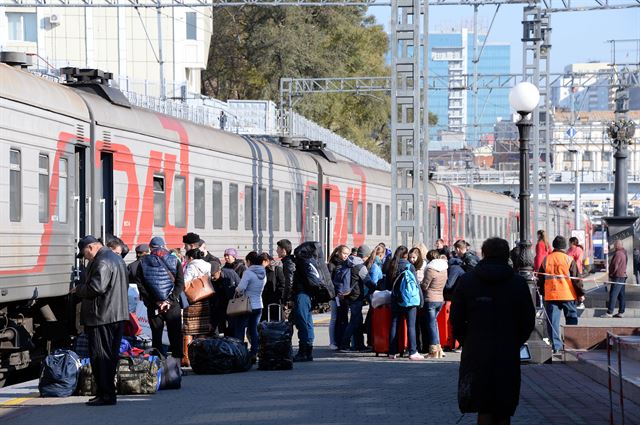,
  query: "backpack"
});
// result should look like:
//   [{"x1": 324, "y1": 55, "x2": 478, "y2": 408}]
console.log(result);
[
  {"x1": 294, "y1": 242, "x2": 335, "y2": 303},
  {"x1": 461, "y1": 252, "x2": 479, "y2": 273},
  {"x1": 332, "y1": 265, "x2": 351, "y2": 296},
  {"x1": 391, "y1": 264, "x2": 421, "y2": 308},
  {"x1": 38, "y1": 350, "x2": 81, "y2": 397}
]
